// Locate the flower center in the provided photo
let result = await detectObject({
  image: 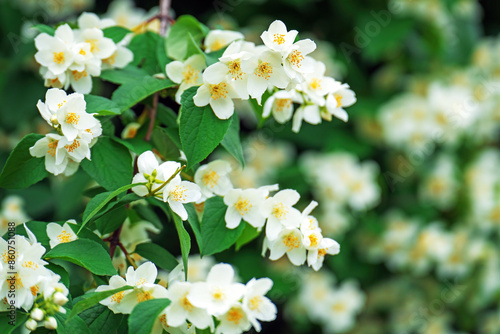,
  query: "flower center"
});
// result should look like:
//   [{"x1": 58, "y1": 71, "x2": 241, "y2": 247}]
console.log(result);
[
  {"x1": 308, "y1": 234, "x2": 319, "y2": 247},
  {"x1": 103, "y1": 53, "x2": 117, "y2": 65},
  {"x1": 212, "y1": 288, "x2": 225, "y2": 301},
  {"x1": 249, "y1": 296, "x2": 262, "y2": 311},
  {"x1": 228, "y1": 60, "x2": 243, "y2": 80},
  {"x1": 202, "y1": 170, "x2": 219, "y2": 188},
  {"x1": 274, "y1": 98, "x2": 292, "y2": 112},
  {"x1": 65, "y1": 112, "x2": 80, "y2": 125},
  {"x1": 85, "y1": 39, "x2": 99, "y2": 53},
  {"x1": 30, "y1": 285, "x2": 39, "y2": 296},
  {"x1": 209, "y1": 82, "x2": 228, "y2": 100},
  {"x1": 53, "y1": 52, "x2": 65, "y2": 64},
  {"x1": 72, "y1": 70, "x2": 88, "y2": 81},
  {"x1": 334, "y1": 93, "x2": 342, "y2": 108},
  {"x1": 272, "y1": 203, "x2": 288, "y2": 219},
  {"x1": 255, "y1": 61, "x2": 273, "y2": 80},
  {"x1": 180, "y1": 294, "x2": 194, "y2": 311},
  {"x1": 283, "y1": 233, "x2": 300, "y2": 251},
  {"x1": 318, "y1": 248, "x2": 327, "y2": 258},
  {"x1": 234, "y1": 197, "x2": 252, "y2": 215},
  {"x1": 211, "y1": 38, "x2": 226, "y2": 52},
  {"x1": 309, "y1": 78, "x2": 322, "y2": 90},
  {"x1": 227, "y1": 307, "x2": 244, "y2": 324},
  {"x1": 332, "y1": 302, "x2": 345, "y2": 312},
  {"x1": 182, "y1": 65, "x2": 199, "y2": 84},
  {"x1": 22, "y1": 261, "x2": 38, "y2": 270},
  {"x1": 170, "y1": 185, "x2": 187, "y2": 202},
  {"x1": 64, "y1": 140, "x2": 80, "y2": 153},
  {"x1": 47, "y1": 140, "x2": 58, "y2": 157},
  {"x1": 288, "y1": 50, "x2": 304, "y2": 67},
  {"x1": 56, "y1": 230, "x2": 73, "y2": 243},
  {"x1": 273, "y1": 33, "x2": 286, "y2": 45},
  {"x1": 79, "y1": 48, "x2": 86, "y2": 56},
  {"x1": 137, "y1": 290, "x2": 153, "y2": 303},
  {"x1": 111, "y1": 291, "x2": 125, "y2": 303}
]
